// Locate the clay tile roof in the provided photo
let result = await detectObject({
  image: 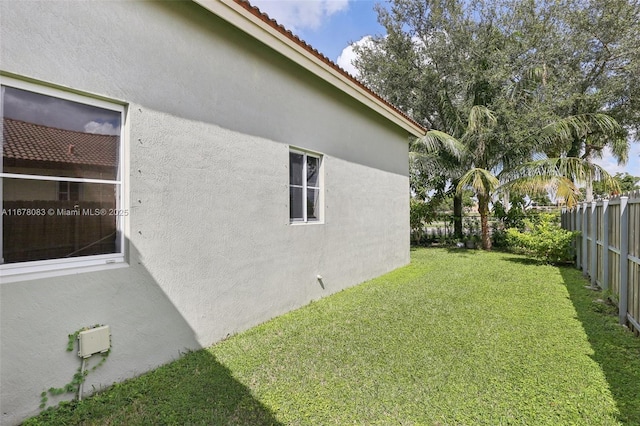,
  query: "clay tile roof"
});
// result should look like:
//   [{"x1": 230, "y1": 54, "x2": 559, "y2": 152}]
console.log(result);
[
  {"x1": 233, "y1": 0, "x2": 426, "y2": 133},
  {"x1": 2, "y1": 118, "x2": 118, "y2": 168}
]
